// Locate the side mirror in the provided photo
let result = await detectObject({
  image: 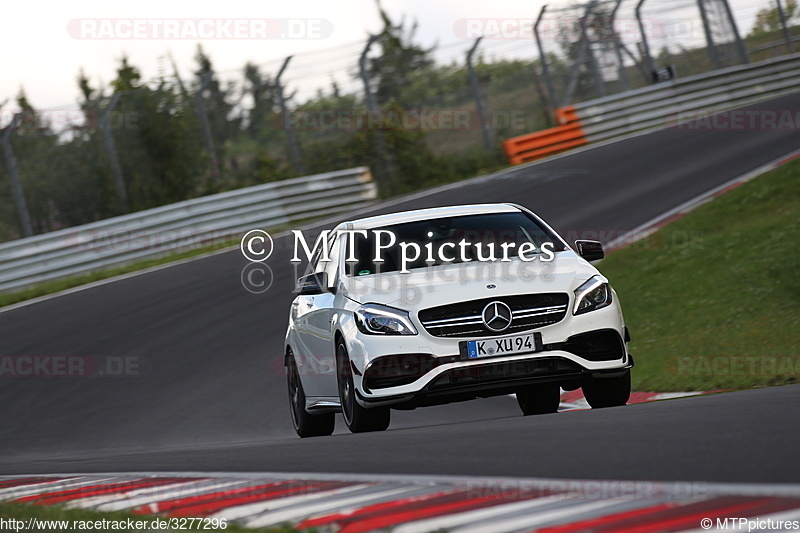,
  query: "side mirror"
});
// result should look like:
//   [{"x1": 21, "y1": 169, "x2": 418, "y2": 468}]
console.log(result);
[
  {"x1": 297, "y1": 272, "x2": 328, "y2": 295},
  {"x1": 575, "y1": 240, "x2": 605, "y2": 261}
]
